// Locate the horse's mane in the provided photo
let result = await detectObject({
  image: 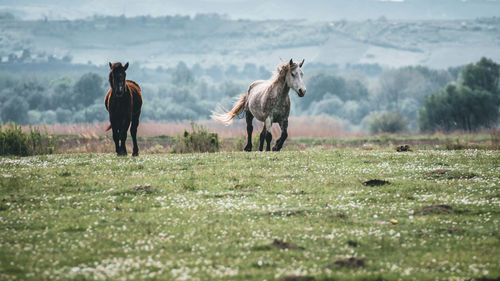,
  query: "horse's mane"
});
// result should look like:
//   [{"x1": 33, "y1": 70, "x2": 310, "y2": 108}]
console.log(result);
[
  {"x1": 269, "y1": 61, "x2": 299, "y2": 88},
  {"x1": 269, "y1": 61, "x2": 299, "y2": 92}
]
